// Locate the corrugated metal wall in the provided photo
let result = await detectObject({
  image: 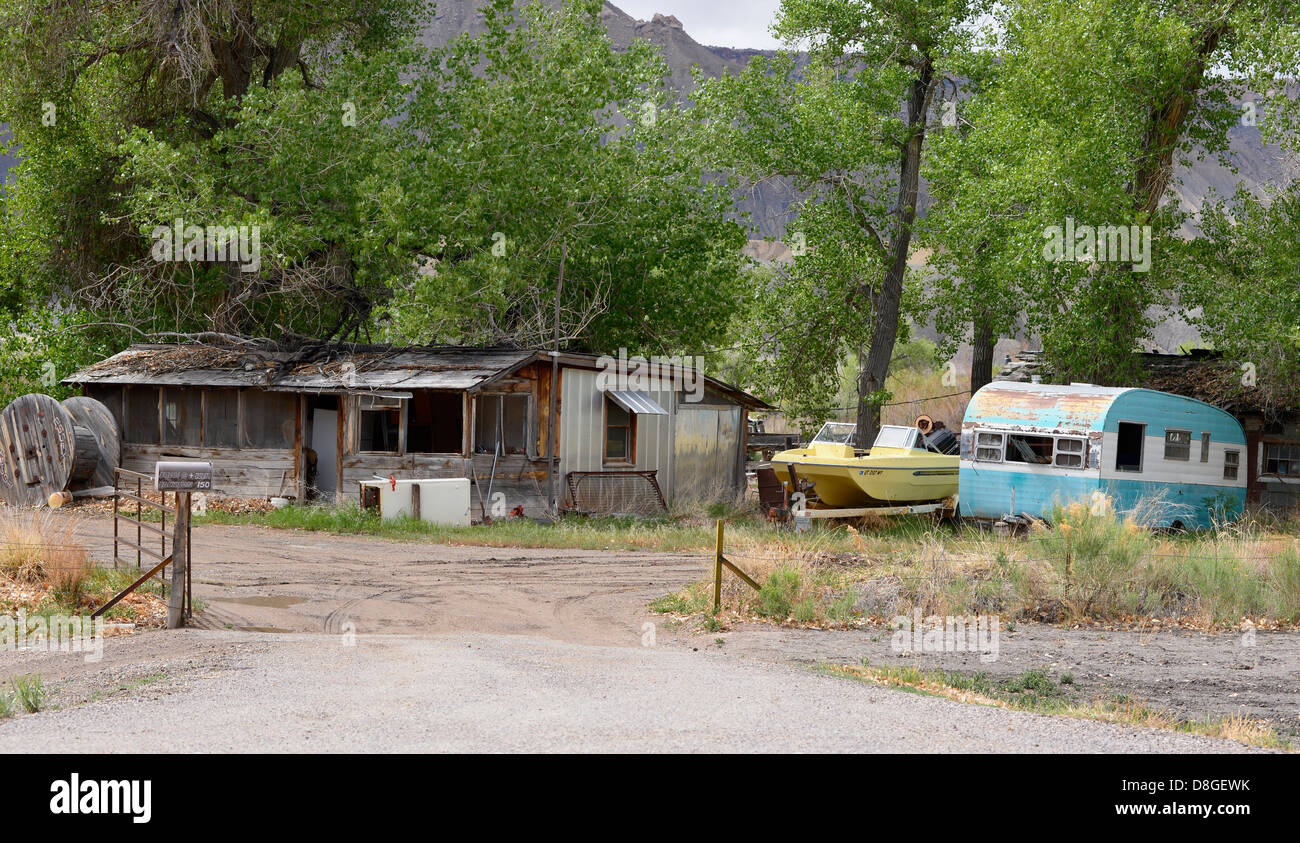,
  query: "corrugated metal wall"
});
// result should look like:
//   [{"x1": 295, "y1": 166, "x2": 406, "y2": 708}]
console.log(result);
[
  {"x1": 559, "y1": 369, "x2": 675, "y2": 488},
  {"x1": 672, "y1": 406, "x2": 742, "y2": 502}
]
